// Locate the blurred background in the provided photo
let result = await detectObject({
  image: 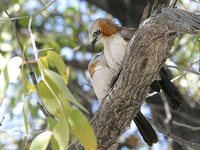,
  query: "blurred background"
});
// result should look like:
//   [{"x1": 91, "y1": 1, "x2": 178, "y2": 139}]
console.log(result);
[{"x1": 0, "y1": 0, "x2": 200, "y2": 149}]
